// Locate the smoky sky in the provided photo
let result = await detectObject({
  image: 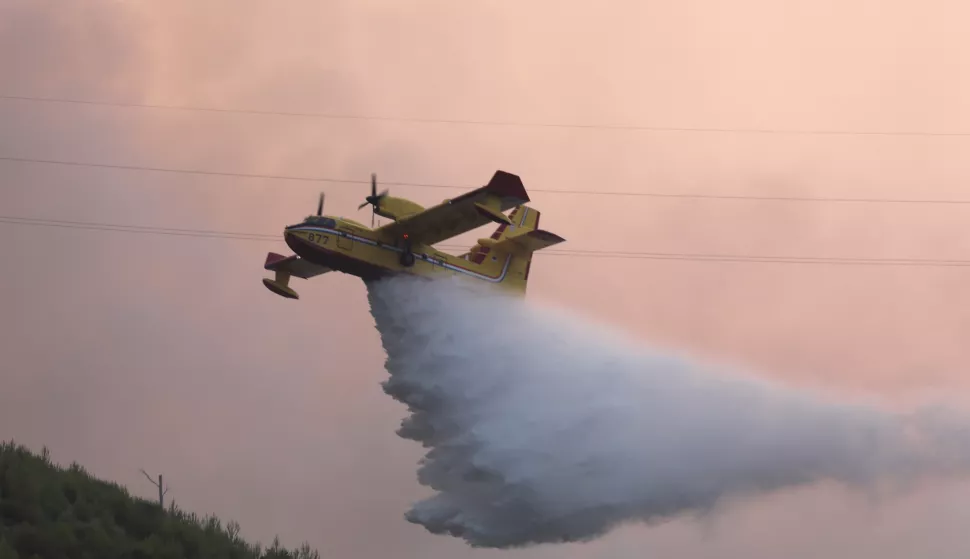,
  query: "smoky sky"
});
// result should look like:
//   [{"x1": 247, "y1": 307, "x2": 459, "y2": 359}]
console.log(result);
[{"x1": 4, "y1": 1, "x2": 970, "y2": 558}]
